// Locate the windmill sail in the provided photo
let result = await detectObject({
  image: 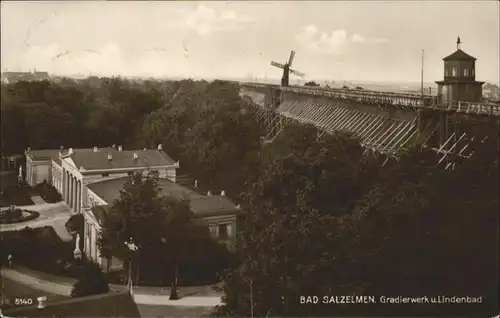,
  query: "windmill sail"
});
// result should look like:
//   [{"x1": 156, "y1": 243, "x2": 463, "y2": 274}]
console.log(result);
[
  {"x1": 288, "y1": 50, "x2": 295, "y2": 66},
  {"x1": 271, "y1": 61, "x2": 285, "y2": 69},
  {"x1": 290, "y1": 69, "x2": 305, "y2": 77},
  {"x1": 270, "y1": 49, "x2": 304, "y2": 86}
]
